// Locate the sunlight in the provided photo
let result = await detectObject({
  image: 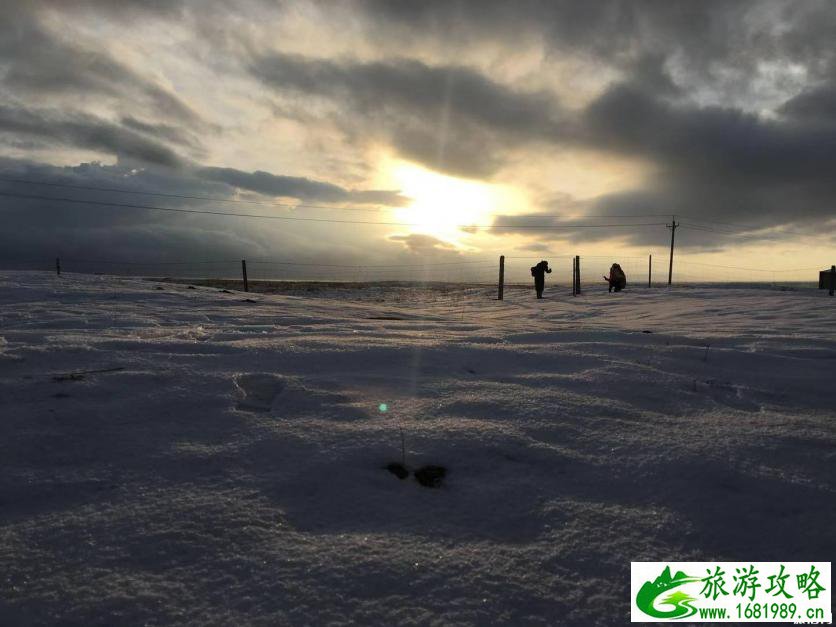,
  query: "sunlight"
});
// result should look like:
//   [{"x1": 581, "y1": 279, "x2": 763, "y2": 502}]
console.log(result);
[{"x1": 389, "y1": 162, "x2": 502, "y2": 244}]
